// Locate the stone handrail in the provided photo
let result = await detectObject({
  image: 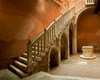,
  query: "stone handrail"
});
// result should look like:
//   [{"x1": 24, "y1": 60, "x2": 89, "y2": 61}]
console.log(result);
[
  {"x1": 27, "y1": 0, "x2": 95, "y2": 72},
  {"x1": 32, "y1": 5, "x2": 75, "y2": 59}
]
